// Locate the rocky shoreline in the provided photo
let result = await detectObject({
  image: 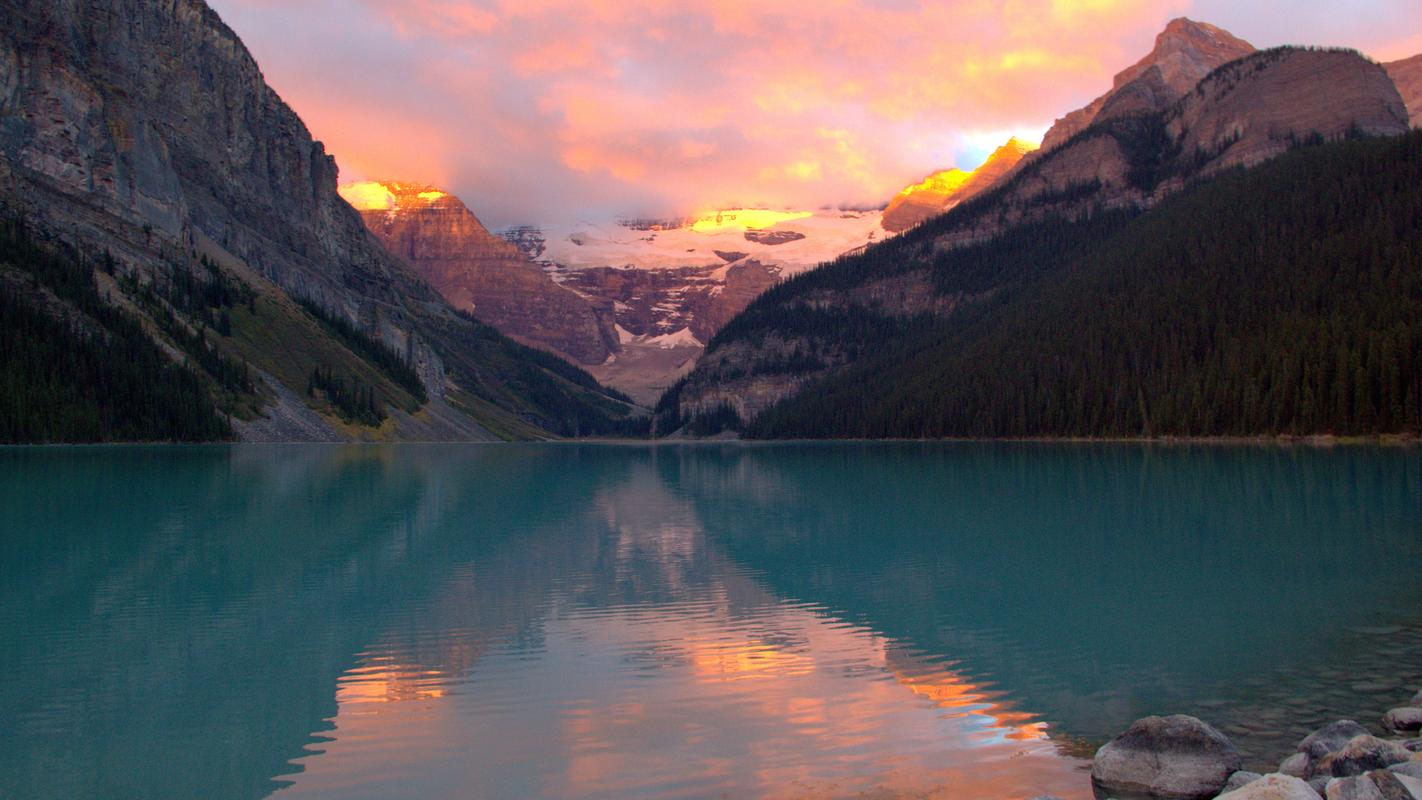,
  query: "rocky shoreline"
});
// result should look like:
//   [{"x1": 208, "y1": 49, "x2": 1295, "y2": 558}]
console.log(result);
[{"x1": 1043, "y1": 688, "x2": 1422, "y2": 800}]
